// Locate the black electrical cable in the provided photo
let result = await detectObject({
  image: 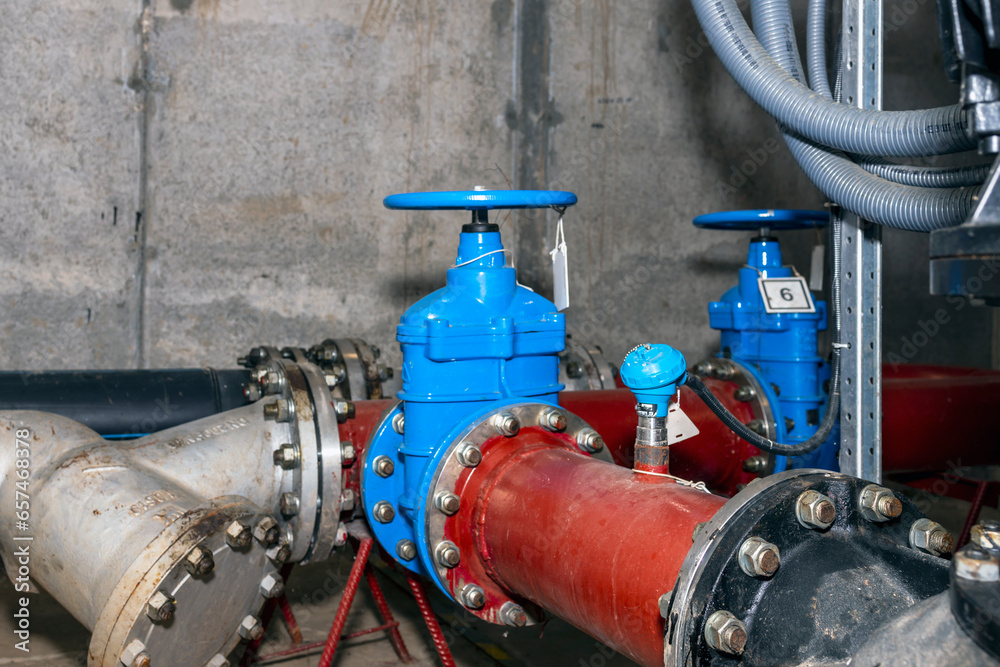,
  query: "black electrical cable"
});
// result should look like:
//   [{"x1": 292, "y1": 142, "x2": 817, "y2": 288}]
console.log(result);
[{"x1": 684, "y1": 215, "x2": 844, "y2": 457}]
